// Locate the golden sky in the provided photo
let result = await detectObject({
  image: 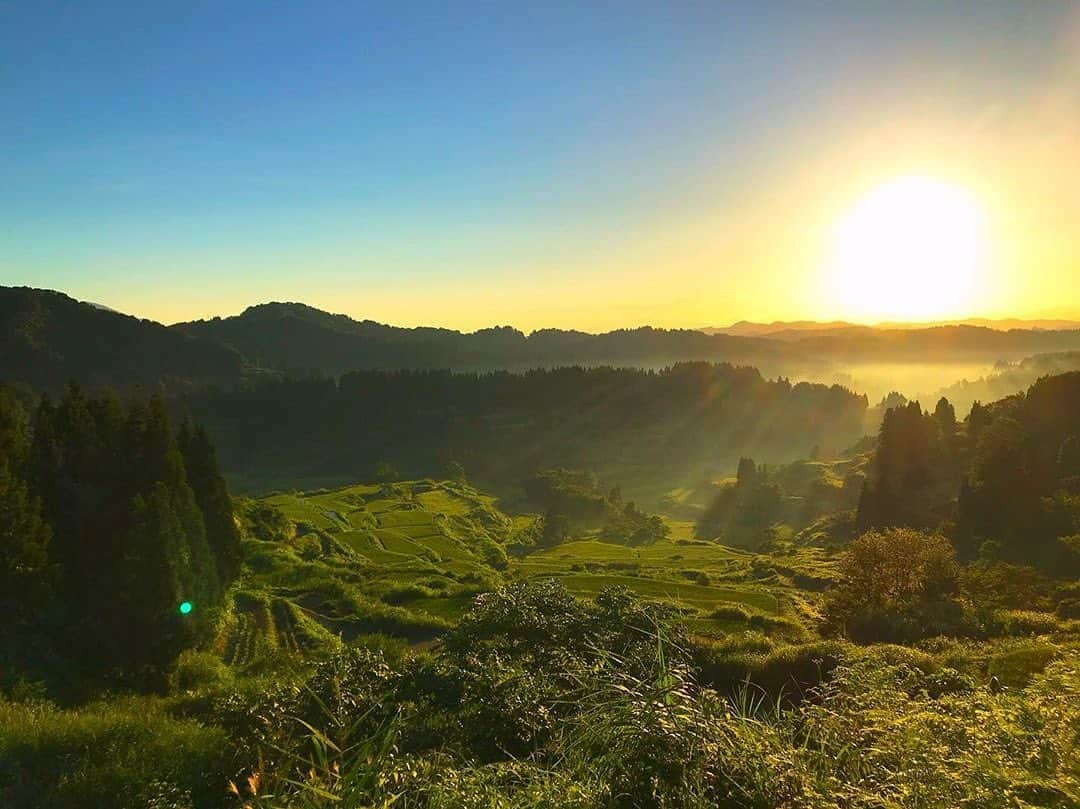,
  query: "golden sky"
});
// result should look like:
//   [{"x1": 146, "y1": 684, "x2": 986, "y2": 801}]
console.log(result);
[{"x1": 4, "y1": 4, "x2": 1078, "y2": 331}]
